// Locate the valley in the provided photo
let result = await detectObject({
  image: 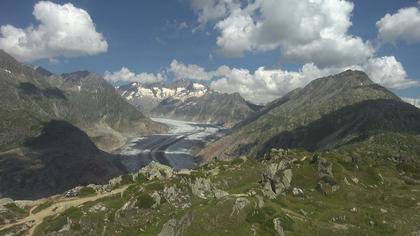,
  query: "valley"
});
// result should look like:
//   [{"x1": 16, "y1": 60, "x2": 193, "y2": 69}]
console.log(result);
[{"x1": 119, "y1": 118, "x2": 225, "y2": 171}]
